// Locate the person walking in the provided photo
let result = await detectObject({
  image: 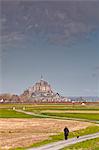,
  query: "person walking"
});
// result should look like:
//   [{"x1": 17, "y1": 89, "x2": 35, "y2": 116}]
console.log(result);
[{"x1": 64, "y1": 126, "x2": 69, "y2": 140}]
